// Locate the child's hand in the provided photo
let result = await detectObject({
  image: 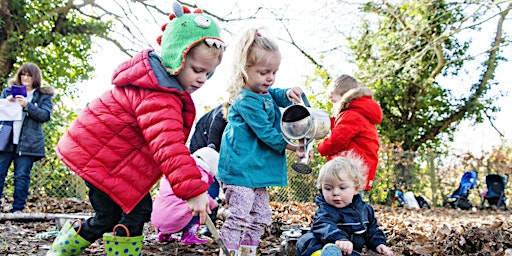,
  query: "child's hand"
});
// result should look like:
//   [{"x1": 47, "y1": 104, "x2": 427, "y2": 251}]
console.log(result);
[
  {"x1": 334, "y1": 240, "x2": 353, "y2": 255},
  {"x1": 285, "y1": 144, "x2": 305, "y2": 158},
  {"x1": 376, "y1": 244, "x2": 394, "y2": 256},
  {"x1": 286, "y1": 87, "x2": 303, "y2": 103},
  {"x1": 186, "y1": 193, "x2": 211, "y2": 224},
  {"x1": 306, "y1": 148, "x2": 314, "y2": 163},
  {"x1": 295, "y1": 148, "x2": 306, "y2": 159}
]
